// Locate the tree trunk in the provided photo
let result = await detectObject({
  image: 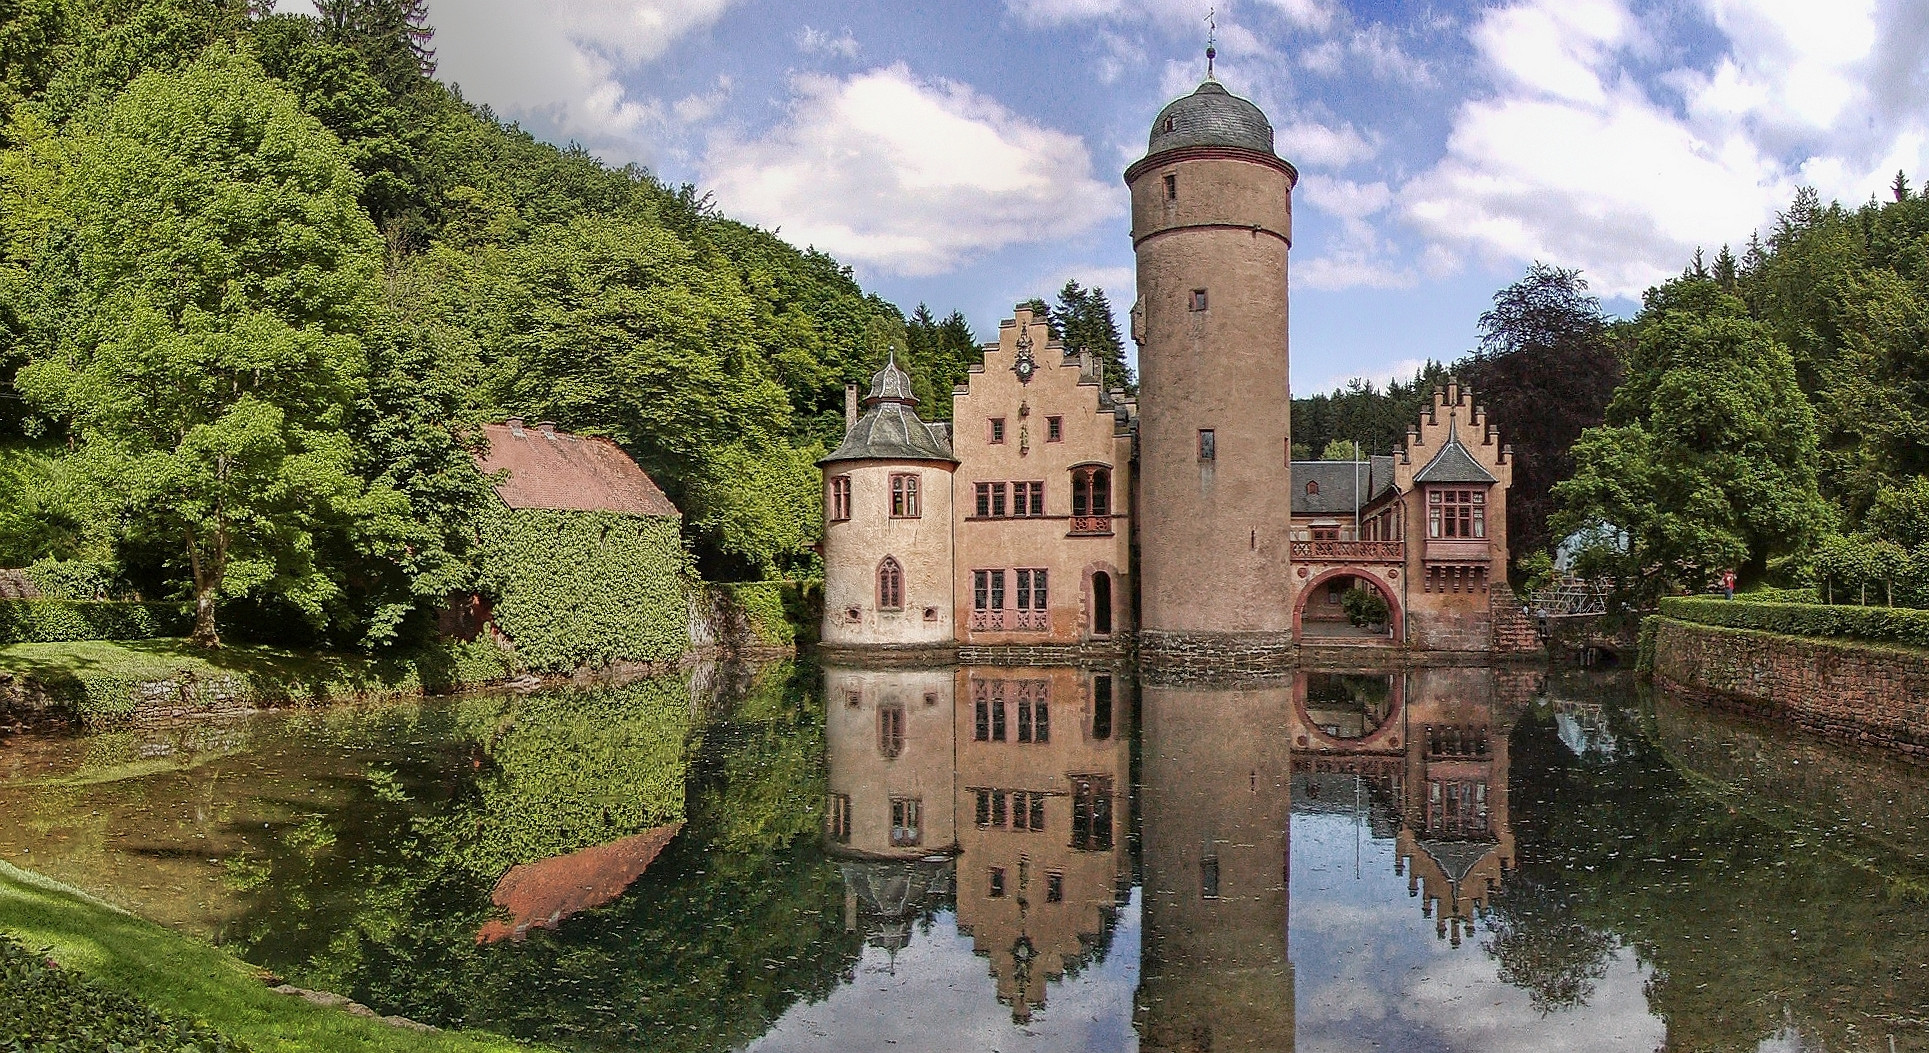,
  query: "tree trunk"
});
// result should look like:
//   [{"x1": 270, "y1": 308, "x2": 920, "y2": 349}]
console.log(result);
[{"x1": 191, "y1": 582, "x2": 221, "y2": 648}]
